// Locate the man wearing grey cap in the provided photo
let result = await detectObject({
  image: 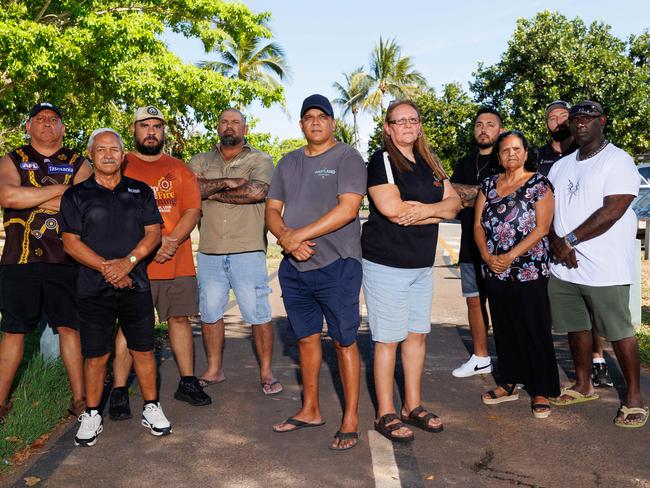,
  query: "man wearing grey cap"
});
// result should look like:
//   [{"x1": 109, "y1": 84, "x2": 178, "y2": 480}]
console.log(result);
[
  {"x1": 547, "y1": 101, "x2": 648, "y2": 428},
  {"x1": 0, "y1": 102, "x2": 92, "y2": 424},
  {"x1": 266, "y1": 94, "x2": 367, "y2": 450}
]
